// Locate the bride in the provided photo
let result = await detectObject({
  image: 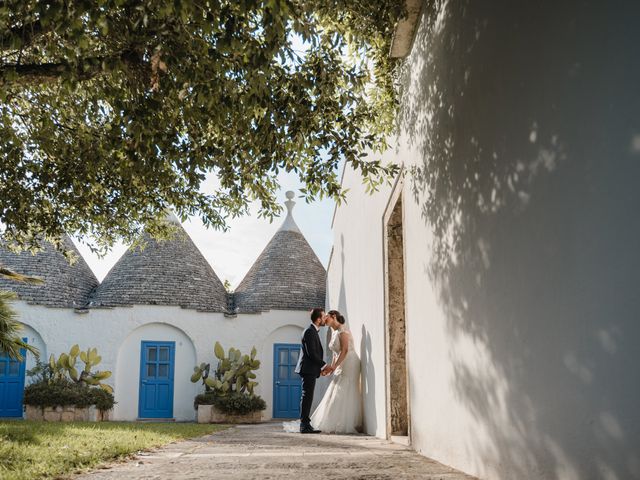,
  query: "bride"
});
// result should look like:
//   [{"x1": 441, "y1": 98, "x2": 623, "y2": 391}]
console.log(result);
[{"x1": 309, "y1": 310, "x2": 362, "y2": 433}]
